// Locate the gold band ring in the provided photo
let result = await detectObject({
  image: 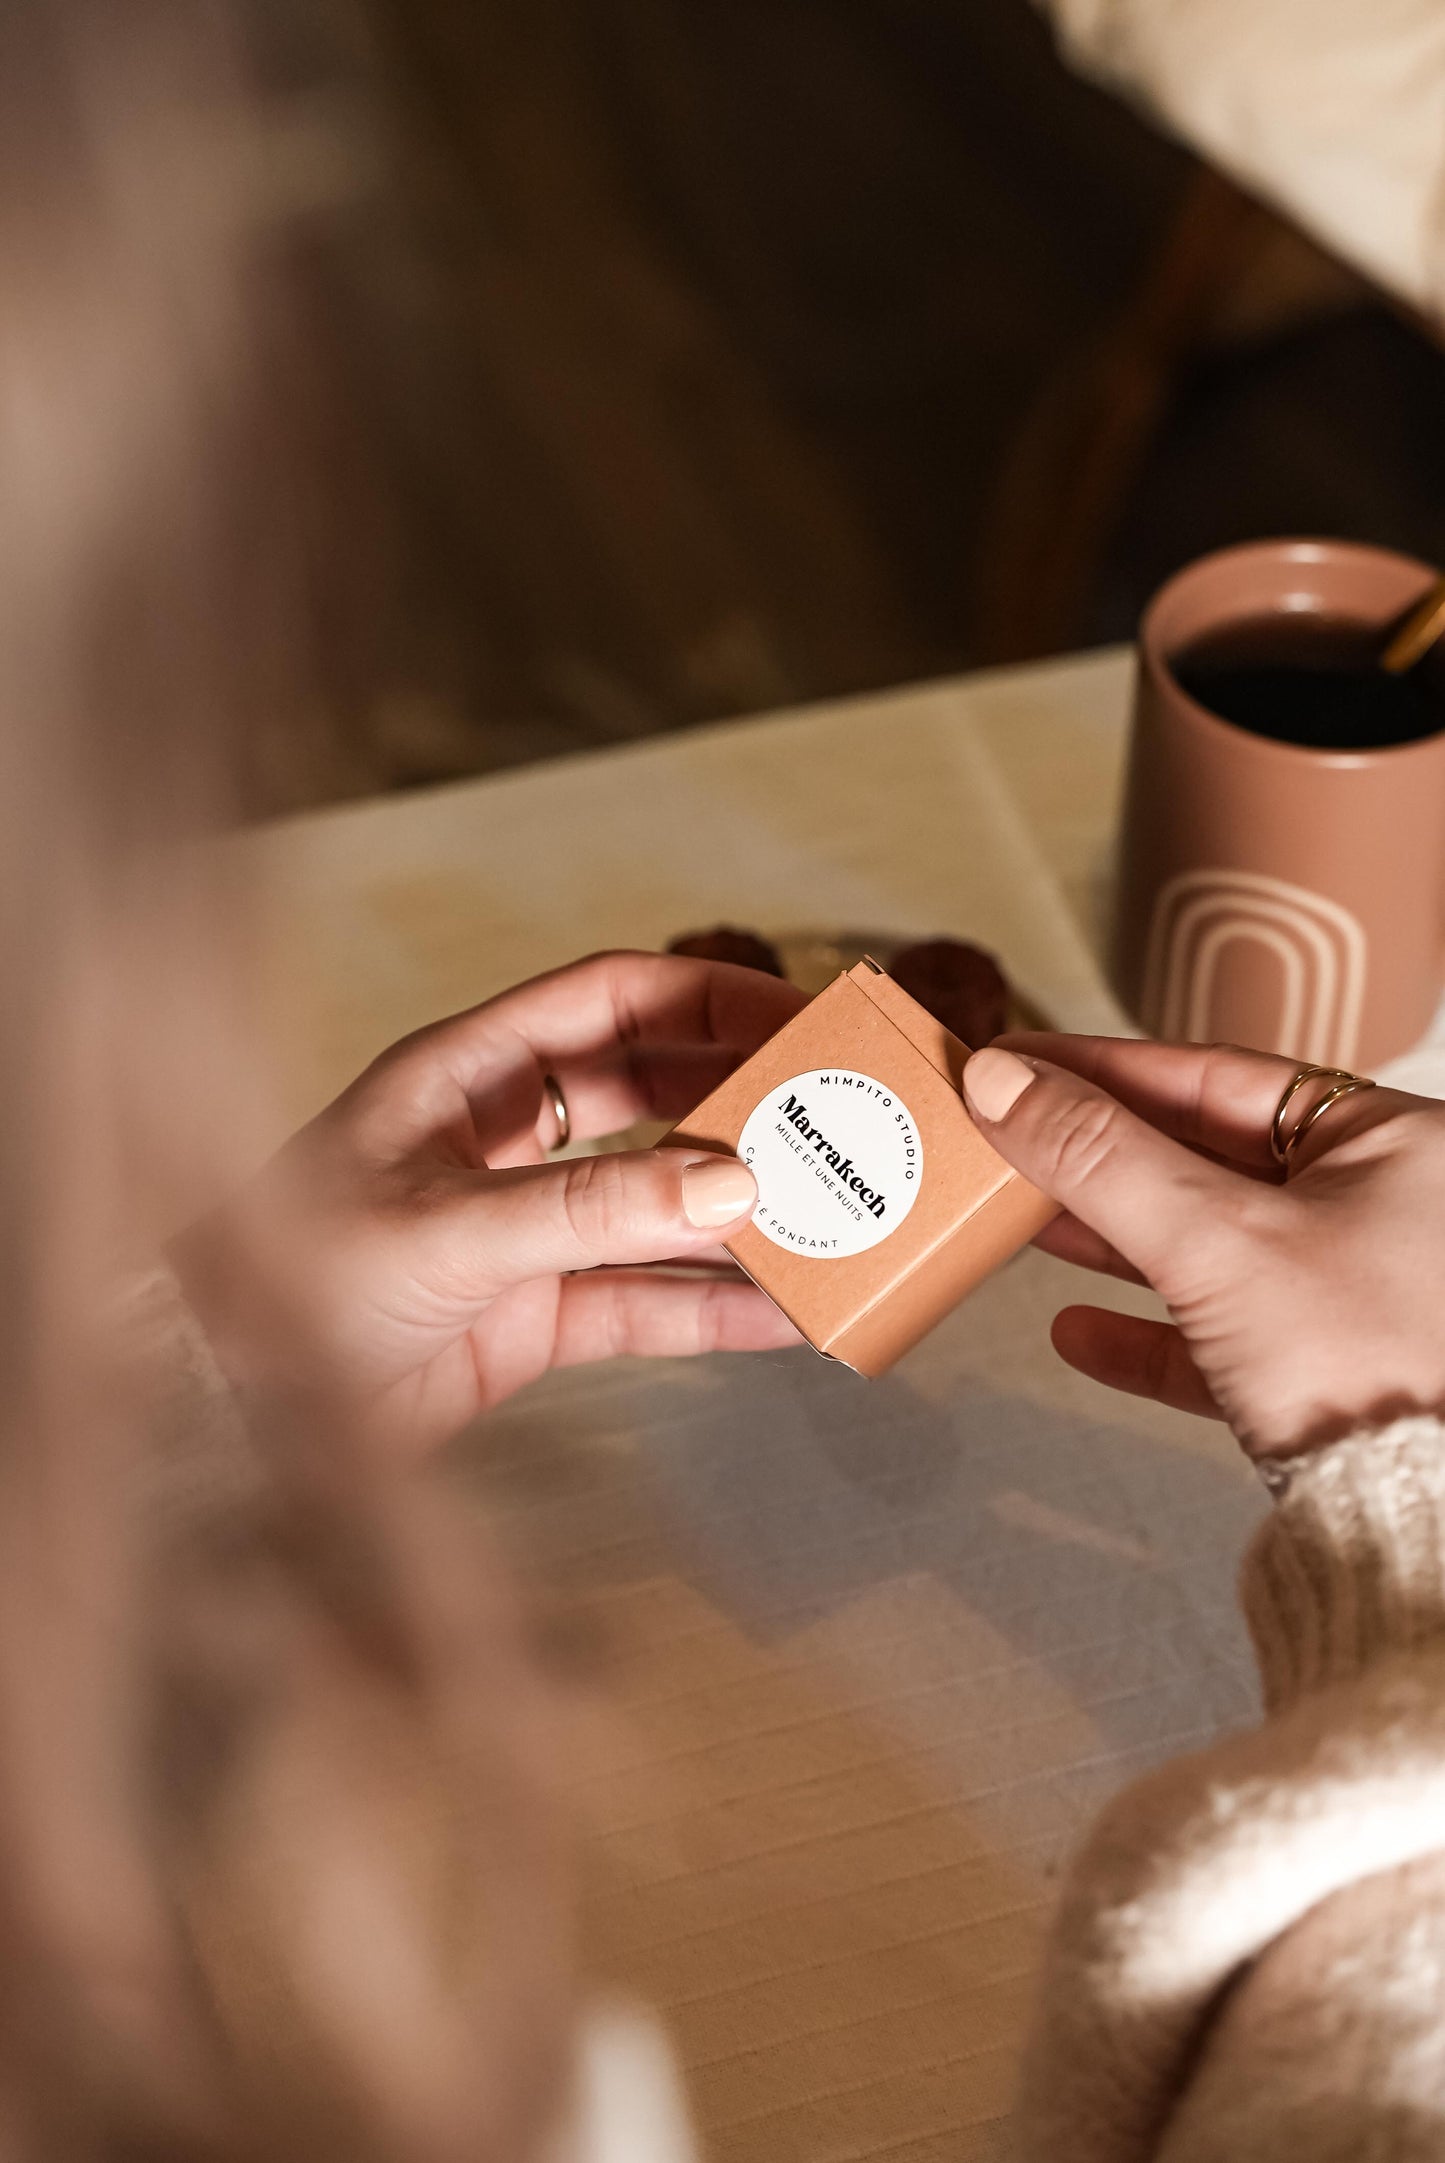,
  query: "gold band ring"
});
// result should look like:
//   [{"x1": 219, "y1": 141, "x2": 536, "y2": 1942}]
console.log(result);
[
  {"x1": 541, "y1": 1073, "x2": 571, "y2": 1152},
  {"x1": 1269, "y1": 1063, "x2": 1376, "y2": 1171},
  {"x1": 1269, "y1": 1065, "x2": 1350, "y2": 1164}
]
